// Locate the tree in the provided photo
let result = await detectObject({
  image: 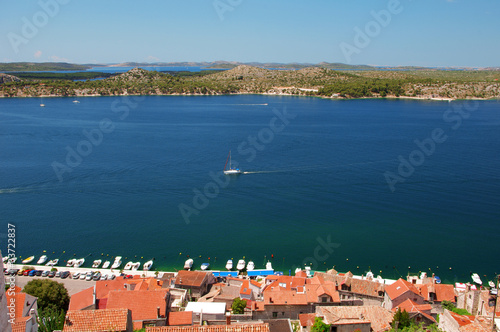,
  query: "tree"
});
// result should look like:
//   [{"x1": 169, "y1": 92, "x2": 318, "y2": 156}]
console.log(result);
[
  {"x1": 231, "y1": 298, "x2": 247, "y2": 314},
  {"x1": 38, "y1": 308, "x2": 65, "y2": 332},
  {"x1": 23, "y1": 279, "x2": 70, "y2": 313},
  {"x1": 391, "y1": 308, "x2": 411, "y2": 329},
  {"x1": 311, "y1": 317, "x2": 330, "y2": 332}
]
